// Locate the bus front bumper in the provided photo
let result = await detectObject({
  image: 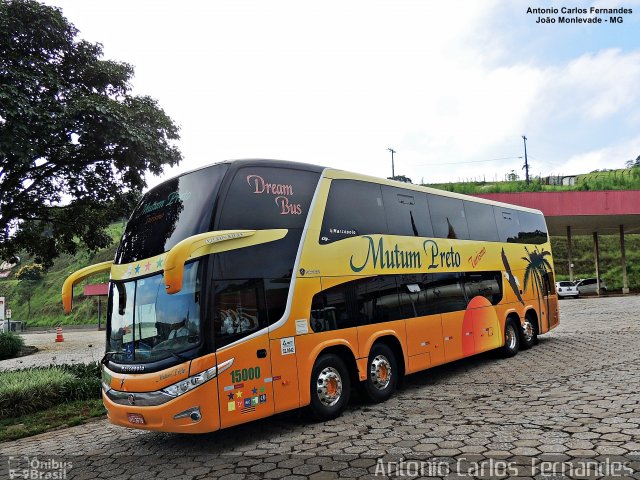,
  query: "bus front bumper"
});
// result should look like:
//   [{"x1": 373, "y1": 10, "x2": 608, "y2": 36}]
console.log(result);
[{"x1": 102, "y1": 380, "x2": 220, "y2": 433}]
